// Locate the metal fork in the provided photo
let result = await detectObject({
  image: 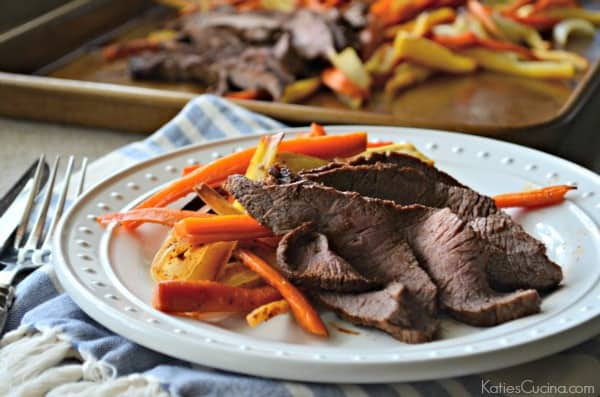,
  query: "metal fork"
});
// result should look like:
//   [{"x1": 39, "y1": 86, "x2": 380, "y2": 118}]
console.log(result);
[{"x1": 0, "y1": 155, "x2": 88, "y2": 334}]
